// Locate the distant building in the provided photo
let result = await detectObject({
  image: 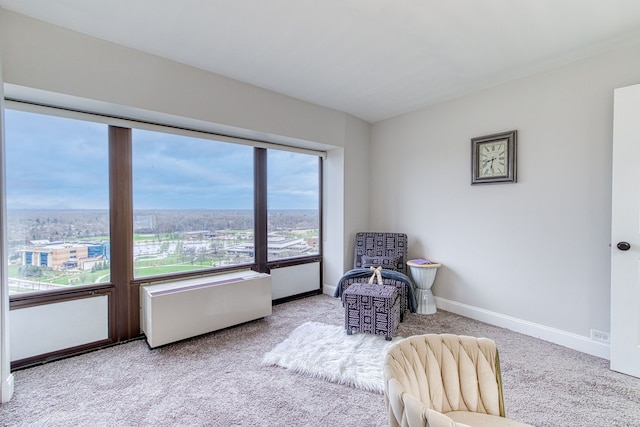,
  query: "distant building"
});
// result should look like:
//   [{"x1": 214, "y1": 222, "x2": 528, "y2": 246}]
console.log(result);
[
  {"x1": 182, "y1": 230, "x2": 216, "y2": 239},
  {"x1": 20, "y1": 241, "x2": 109, "y2": 270},
  {"x1": 226, "y1": 236, "x2": 312, "y2": 258}
]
